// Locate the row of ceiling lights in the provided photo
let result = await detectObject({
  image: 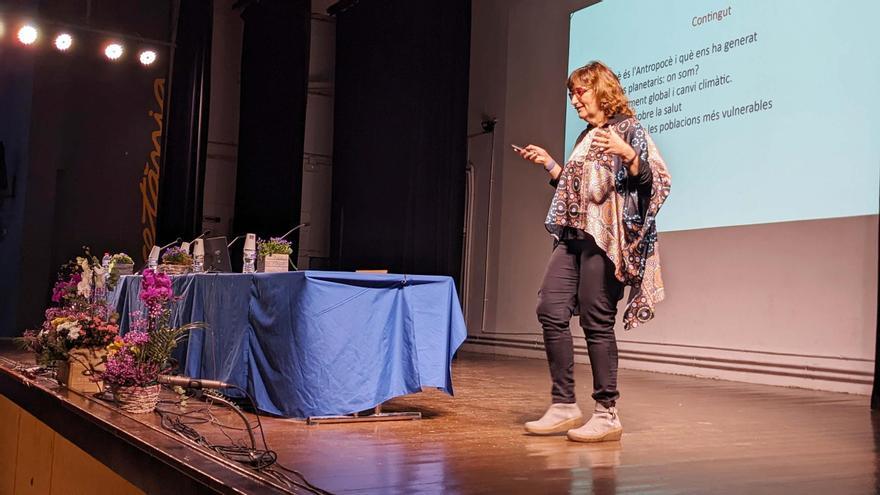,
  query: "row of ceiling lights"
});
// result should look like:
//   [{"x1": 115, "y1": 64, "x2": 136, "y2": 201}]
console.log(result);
[{"x1": 1, "y1": 19, "x2": 158, "y2": 66}]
